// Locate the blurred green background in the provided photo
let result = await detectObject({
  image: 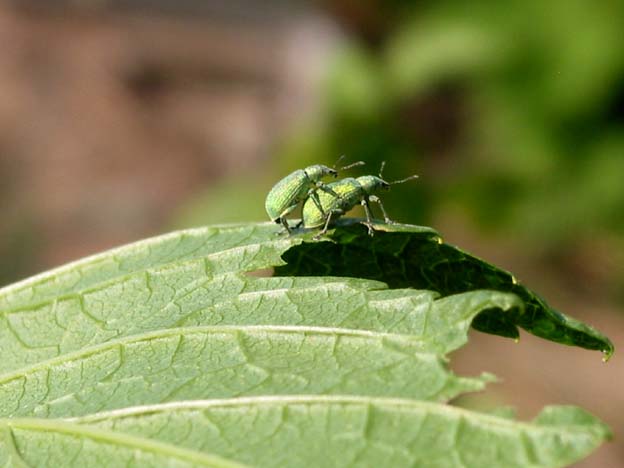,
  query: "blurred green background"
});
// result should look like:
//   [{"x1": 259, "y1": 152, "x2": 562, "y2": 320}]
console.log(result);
[
  {"x1": 0, "y1": 1, "x2": 622, "y2": 465},
  {"x1": 179, "y1": 0, "x2": 624, "y2": 309}
]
